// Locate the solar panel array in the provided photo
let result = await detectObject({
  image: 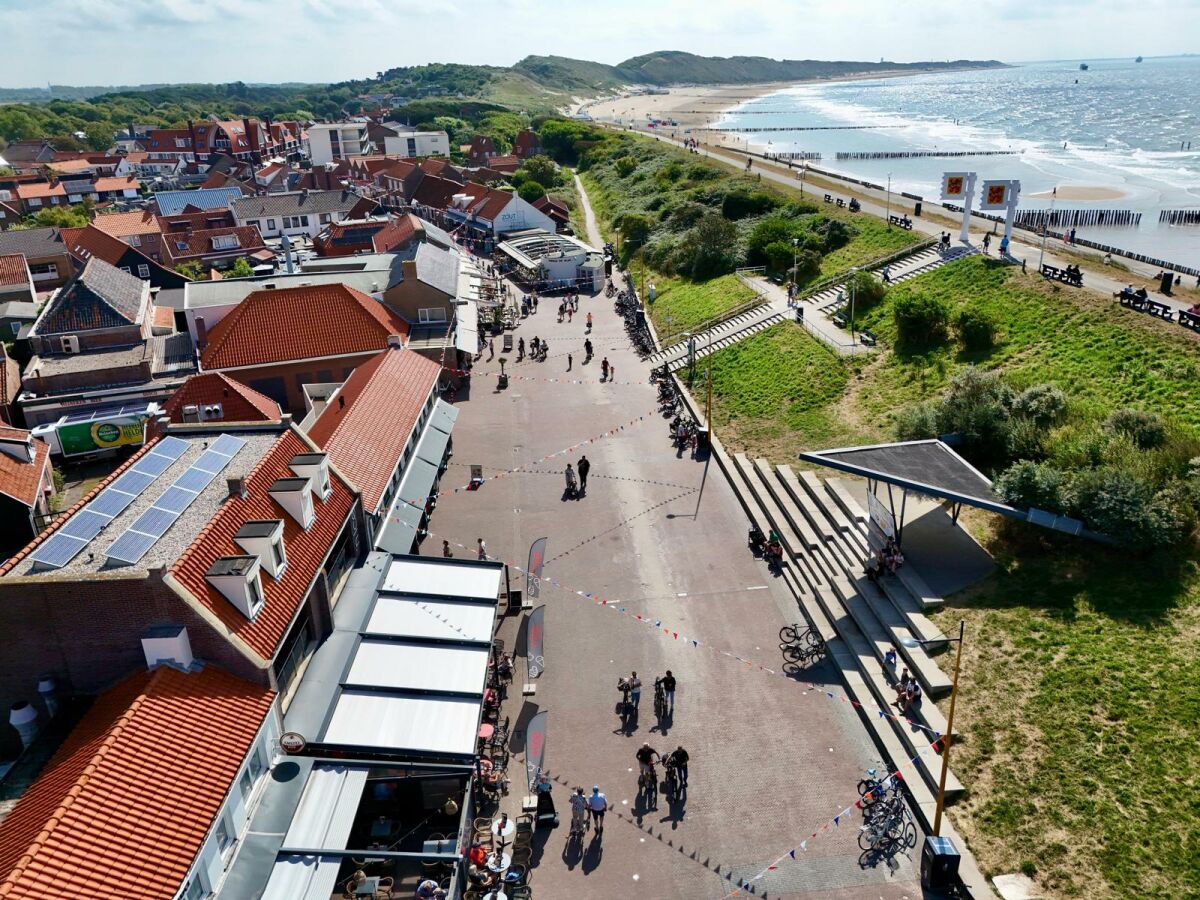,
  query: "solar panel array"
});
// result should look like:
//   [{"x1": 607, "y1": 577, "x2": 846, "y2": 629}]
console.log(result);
[
  {"x1": 28, "y1": 436, "x2": 191, "y2": 569},
  {"x1": 105, "y1": 433, "x2": 248, "y2": 566}
]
